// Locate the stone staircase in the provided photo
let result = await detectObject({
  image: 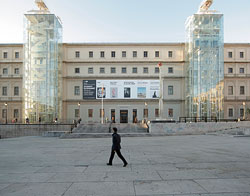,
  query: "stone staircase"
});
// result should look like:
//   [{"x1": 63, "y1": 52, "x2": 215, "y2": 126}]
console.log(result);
[{"x1": 60, "y1": 123, "x2": 148, "y2": 139}]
